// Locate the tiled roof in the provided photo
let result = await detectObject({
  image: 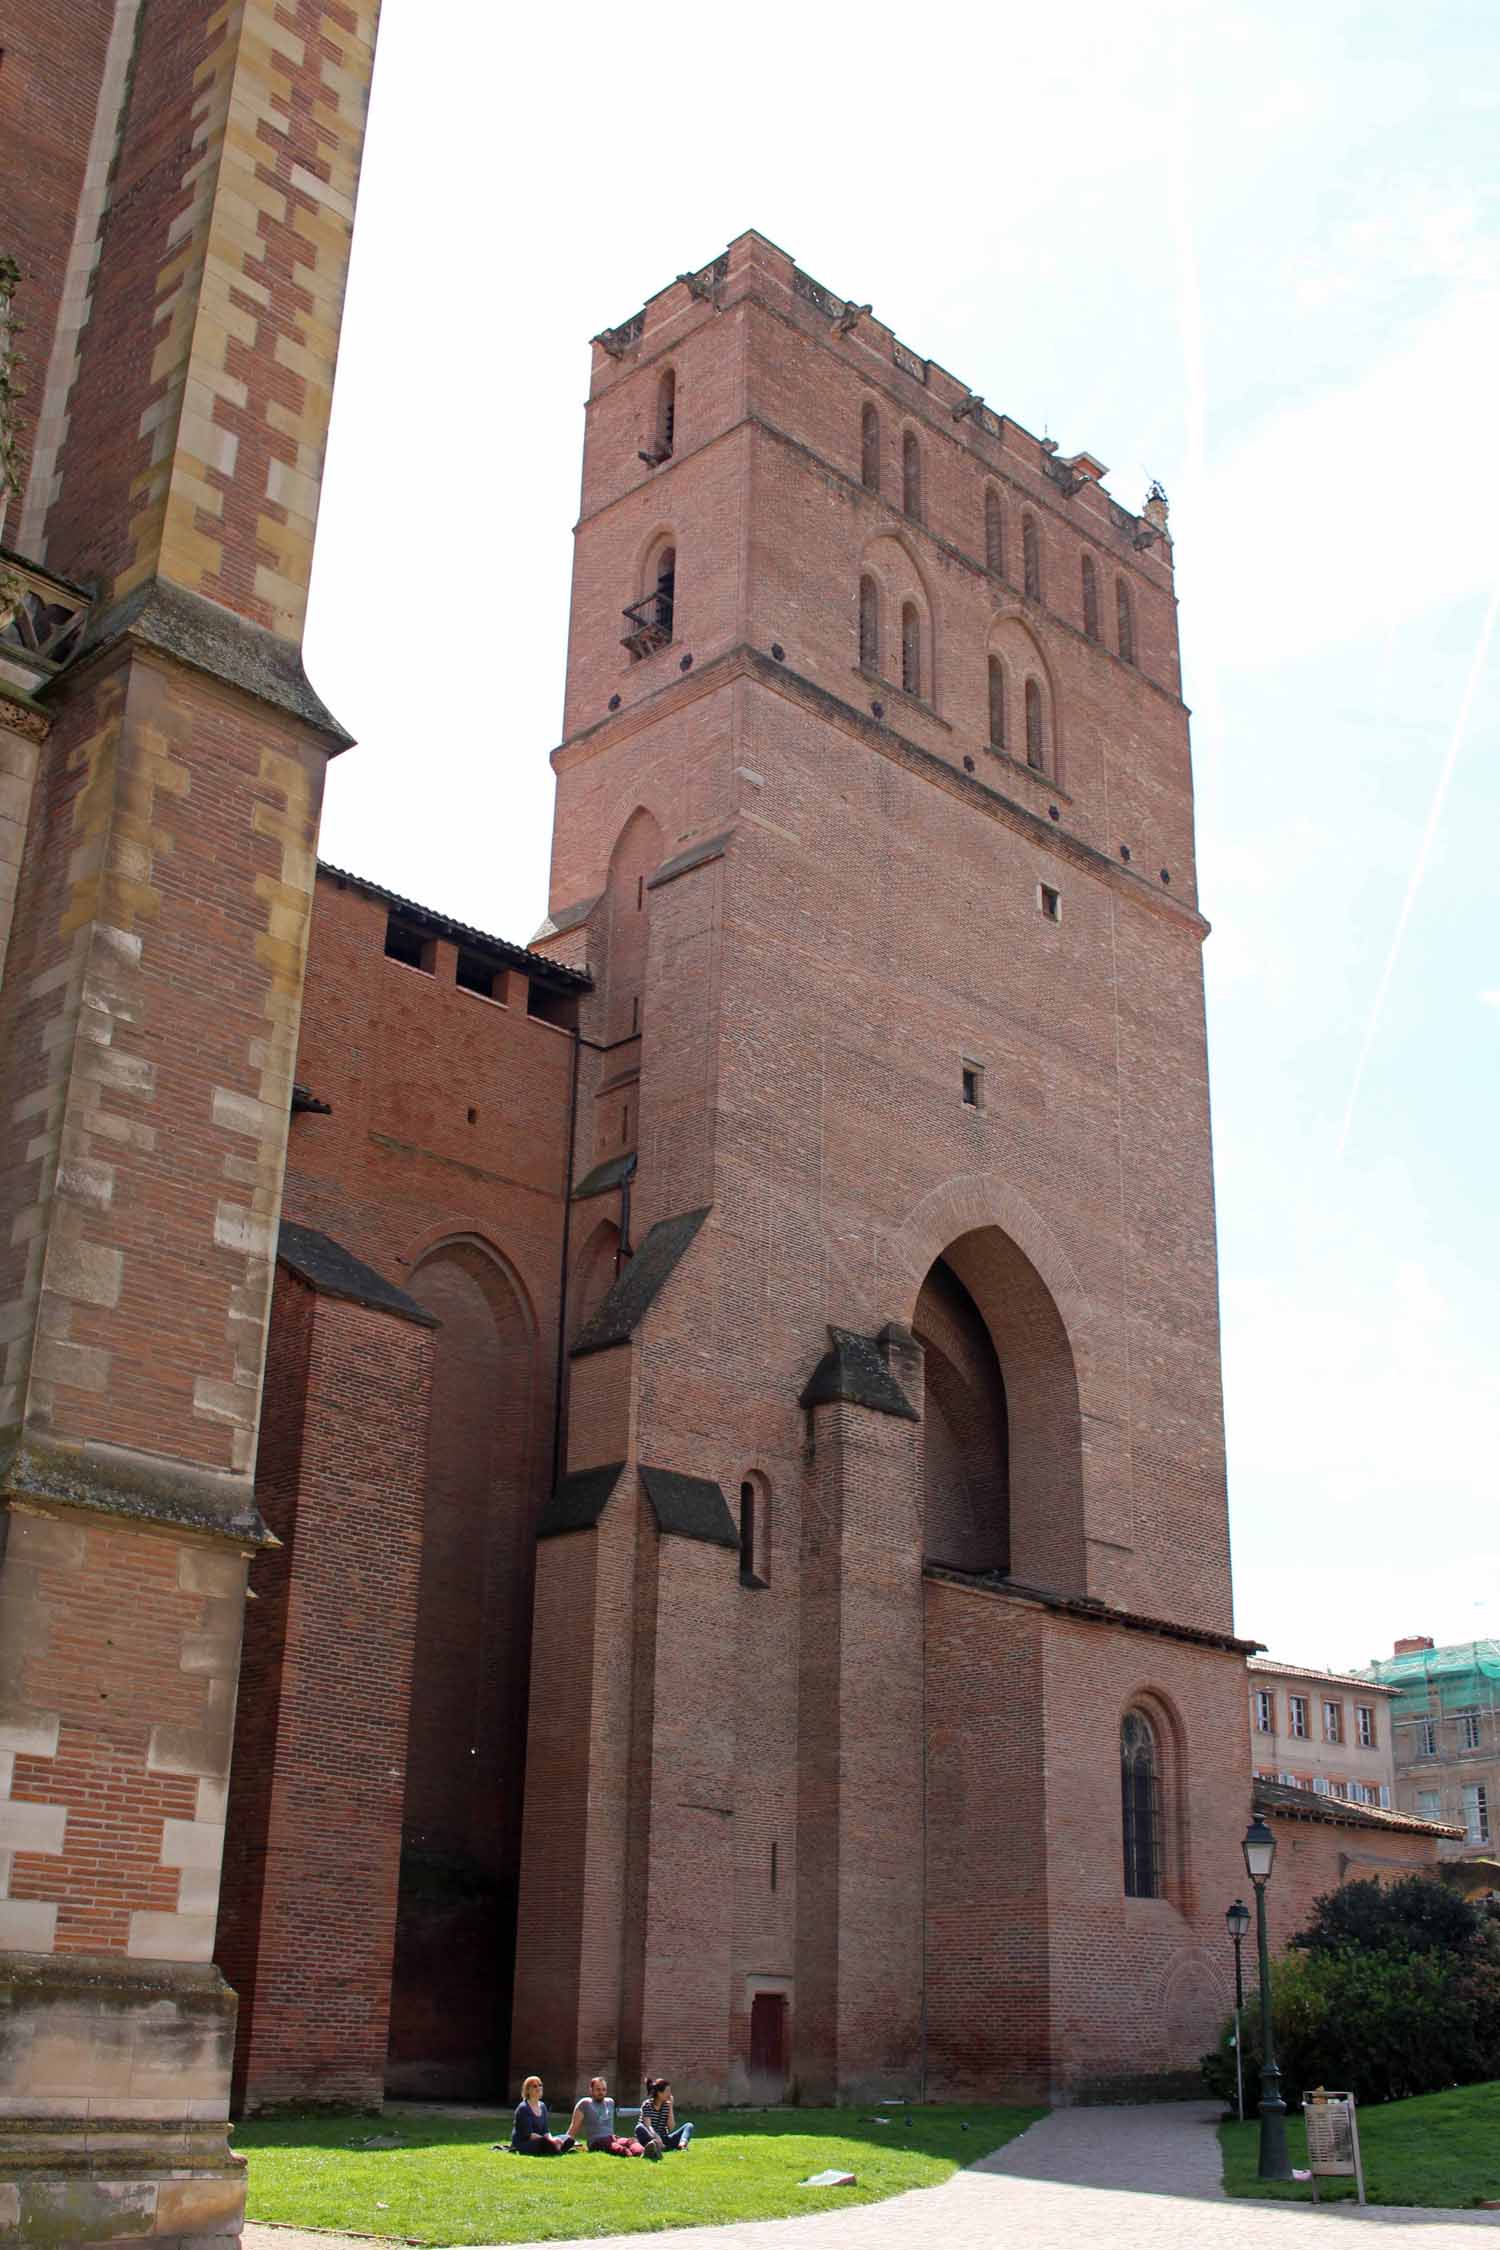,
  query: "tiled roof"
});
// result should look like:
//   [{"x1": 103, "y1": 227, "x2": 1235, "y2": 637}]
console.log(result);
[
  {"x1": 1248, "y1": 1657, "x2": 1397, "y2": 1695},
  {"x1": 318, "y1": 862, "x2": 591, "y2": 988},
  {"x1": 1252, "y1": 1776, "x2": 1462, "y2": 1839}
]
